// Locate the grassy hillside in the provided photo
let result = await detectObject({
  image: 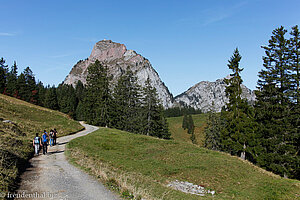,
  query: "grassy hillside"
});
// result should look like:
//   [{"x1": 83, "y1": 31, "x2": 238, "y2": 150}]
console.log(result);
[
  {"x1": 167, "y1": 114, "x2": 208, "y2": 146},
  {"x1": 67, "y1": 128, "x2": 300, "y2": 200},
  {"x1": 0, "y1": 94, "x2": 83, "y2": 137},
  {"x1": 0, "y1": 94, "x2": 84, "y2": 196}
]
